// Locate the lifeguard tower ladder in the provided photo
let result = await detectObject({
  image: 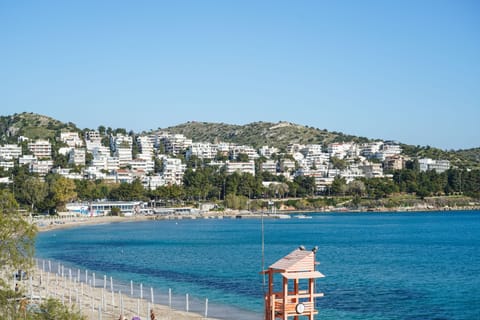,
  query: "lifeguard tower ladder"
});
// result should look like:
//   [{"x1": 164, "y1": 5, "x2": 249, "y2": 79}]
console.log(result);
[{"x1": 262, "y1": 247, "x2": 324, "y2": 320}]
